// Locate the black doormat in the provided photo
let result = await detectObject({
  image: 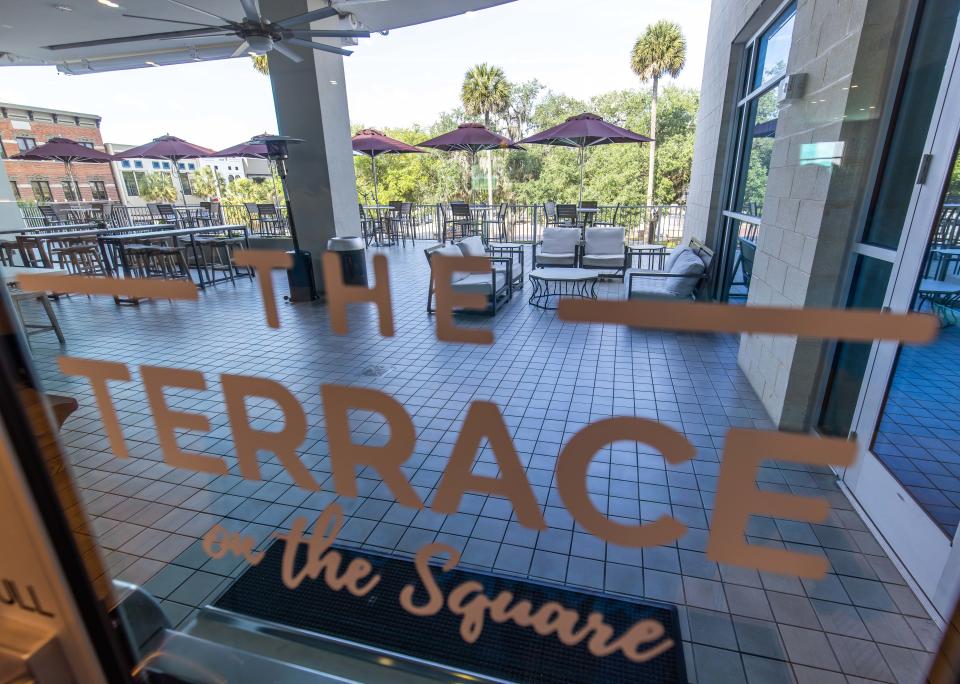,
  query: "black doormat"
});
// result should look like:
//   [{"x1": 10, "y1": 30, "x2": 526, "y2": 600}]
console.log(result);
[{"x1": 214, "y1": 540, "x2": 685, "y2": 683}]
